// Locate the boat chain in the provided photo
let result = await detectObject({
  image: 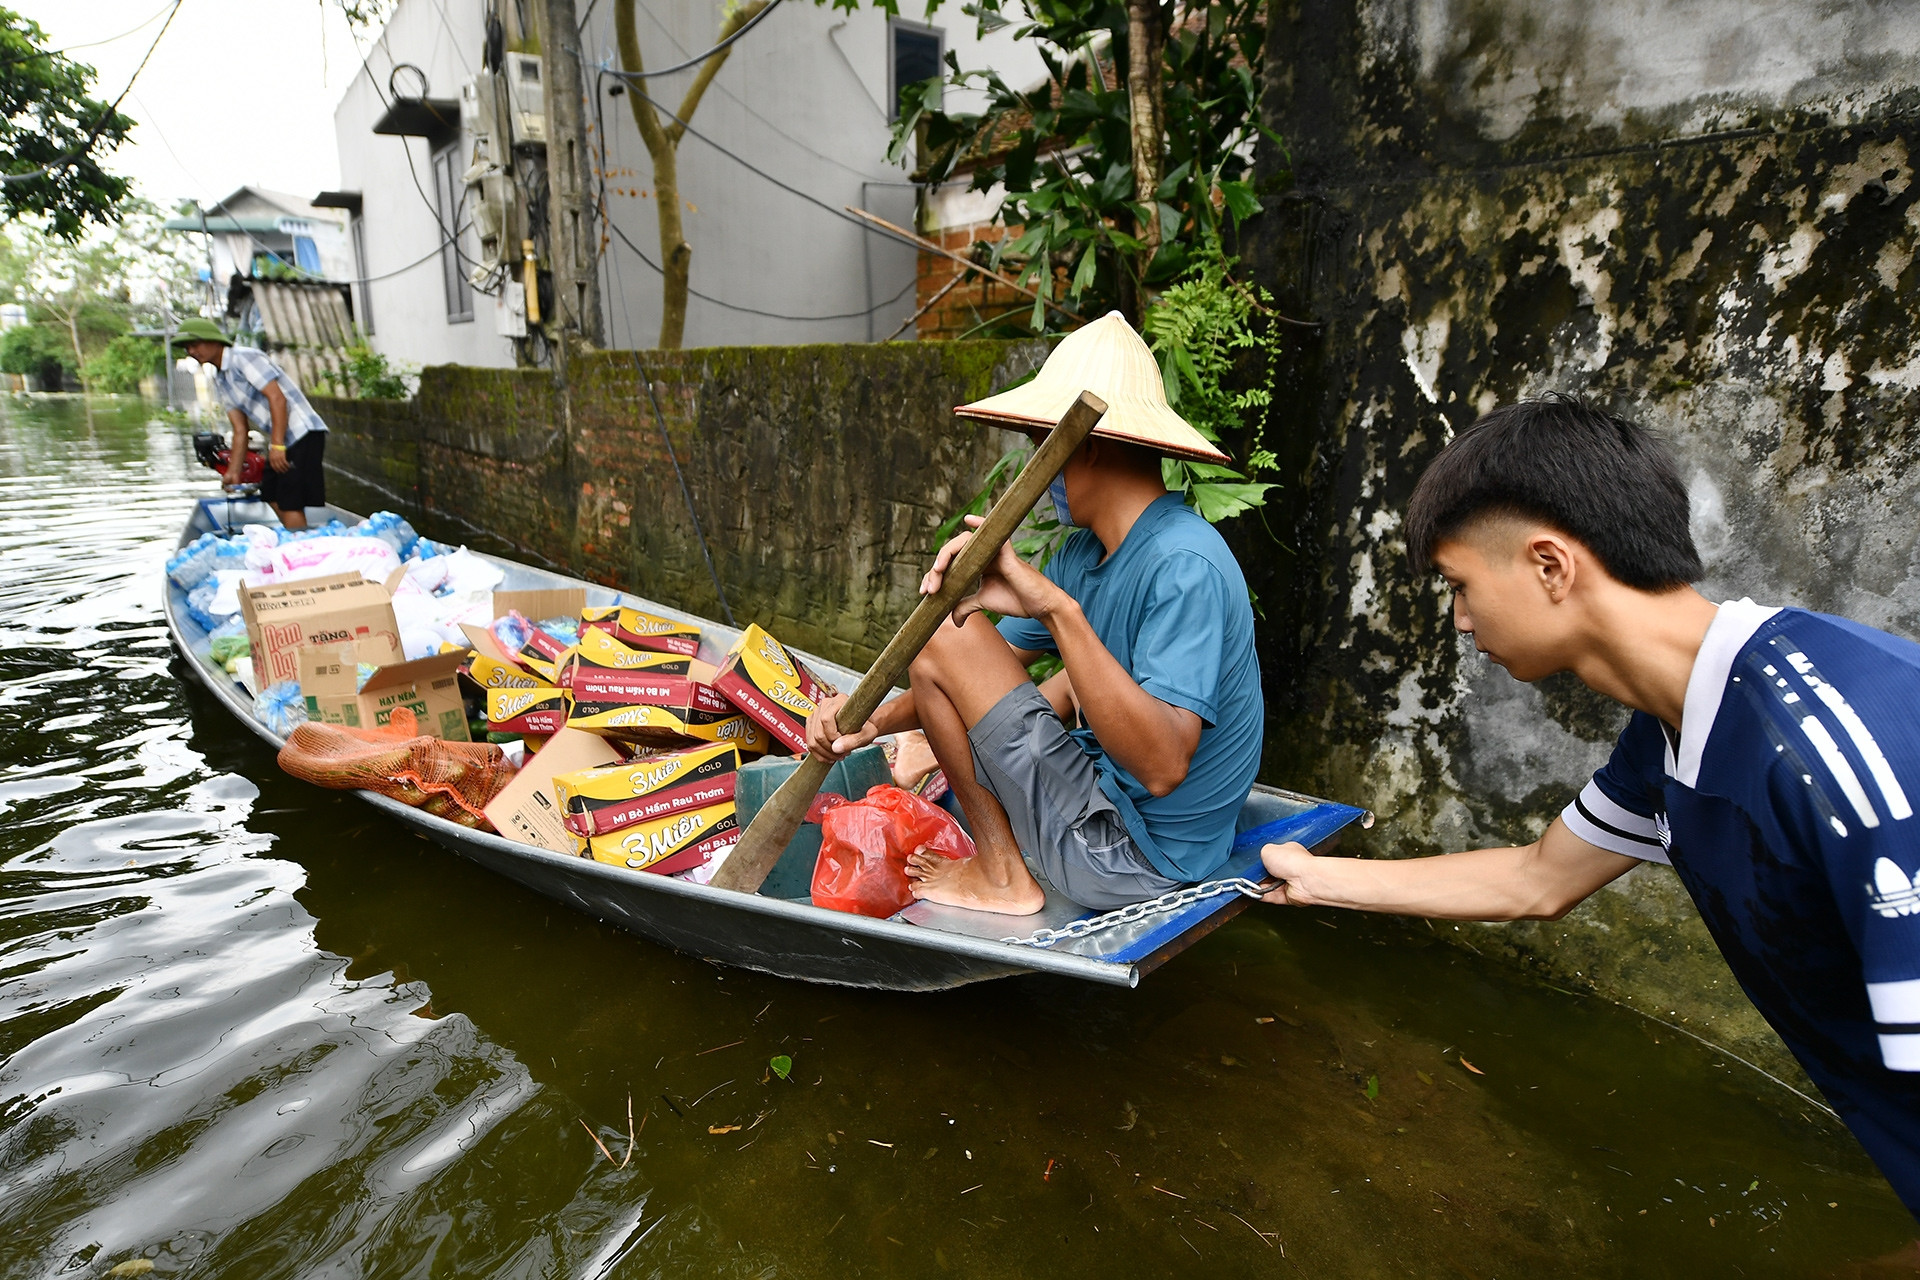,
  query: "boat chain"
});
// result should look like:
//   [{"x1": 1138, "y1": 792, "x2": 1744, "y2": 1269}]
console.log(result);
[{"x1": 1000, "y1": 876, "x2": 1276, "y2": 949}]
